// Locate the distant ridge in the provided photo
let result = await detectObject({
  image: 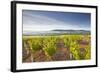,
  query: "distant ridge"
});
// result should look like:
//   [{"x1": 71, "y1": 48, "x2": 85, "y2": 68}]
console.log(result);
[
  {"x1": 23, "y1": 29, "x2": 90, "y2": 36},
  {"x1": 52, "y1": 29, "x2": 90, "y2": 32}
]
